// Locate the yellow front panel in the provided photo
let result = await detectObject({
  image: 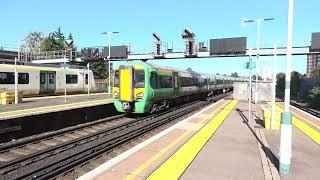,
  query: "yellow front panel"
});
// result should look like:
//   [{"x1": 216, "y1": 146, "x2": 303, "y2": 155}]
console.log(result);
[
  {"x1": 120, "y1": 69, "x2": 132, "y2": 101},
  {"x1": 134, "y1": 88, "x2": 145, "y2": 100}
]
